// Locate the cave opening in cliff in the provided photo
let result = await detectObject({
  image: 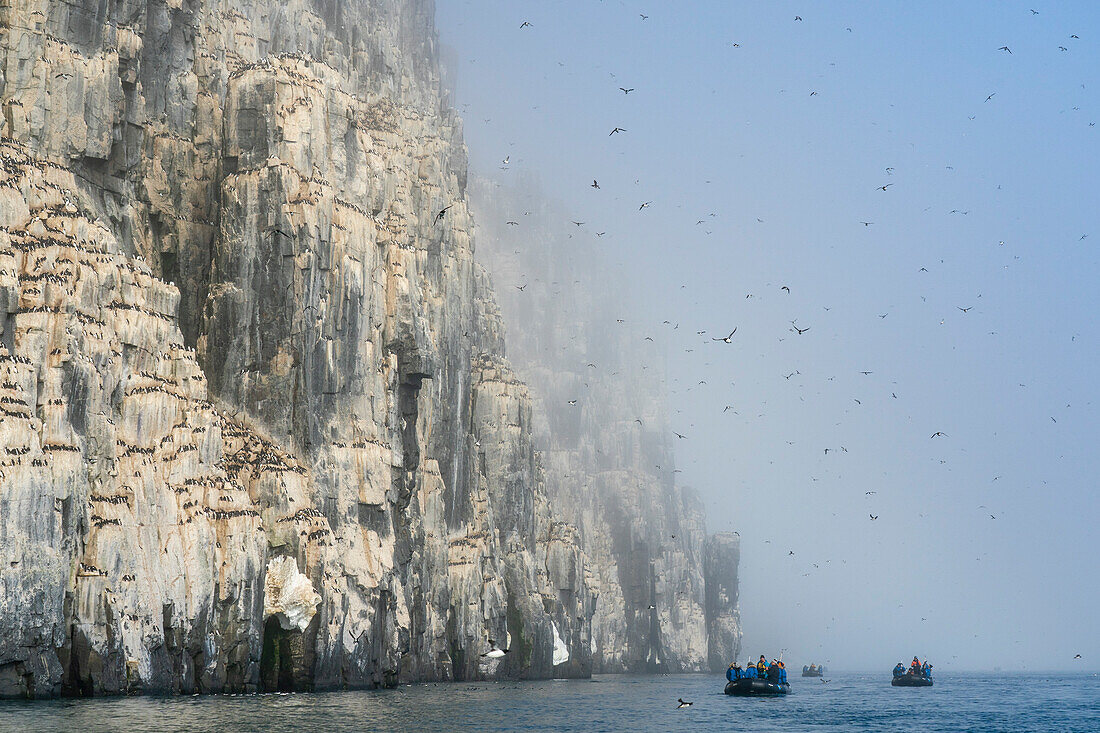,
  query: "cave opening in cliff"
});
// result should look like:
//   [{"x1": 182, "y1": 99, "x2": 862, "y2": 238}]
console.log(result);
[{"x1": 260, "y1": 617, "x2": 300, "y2": 693}]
